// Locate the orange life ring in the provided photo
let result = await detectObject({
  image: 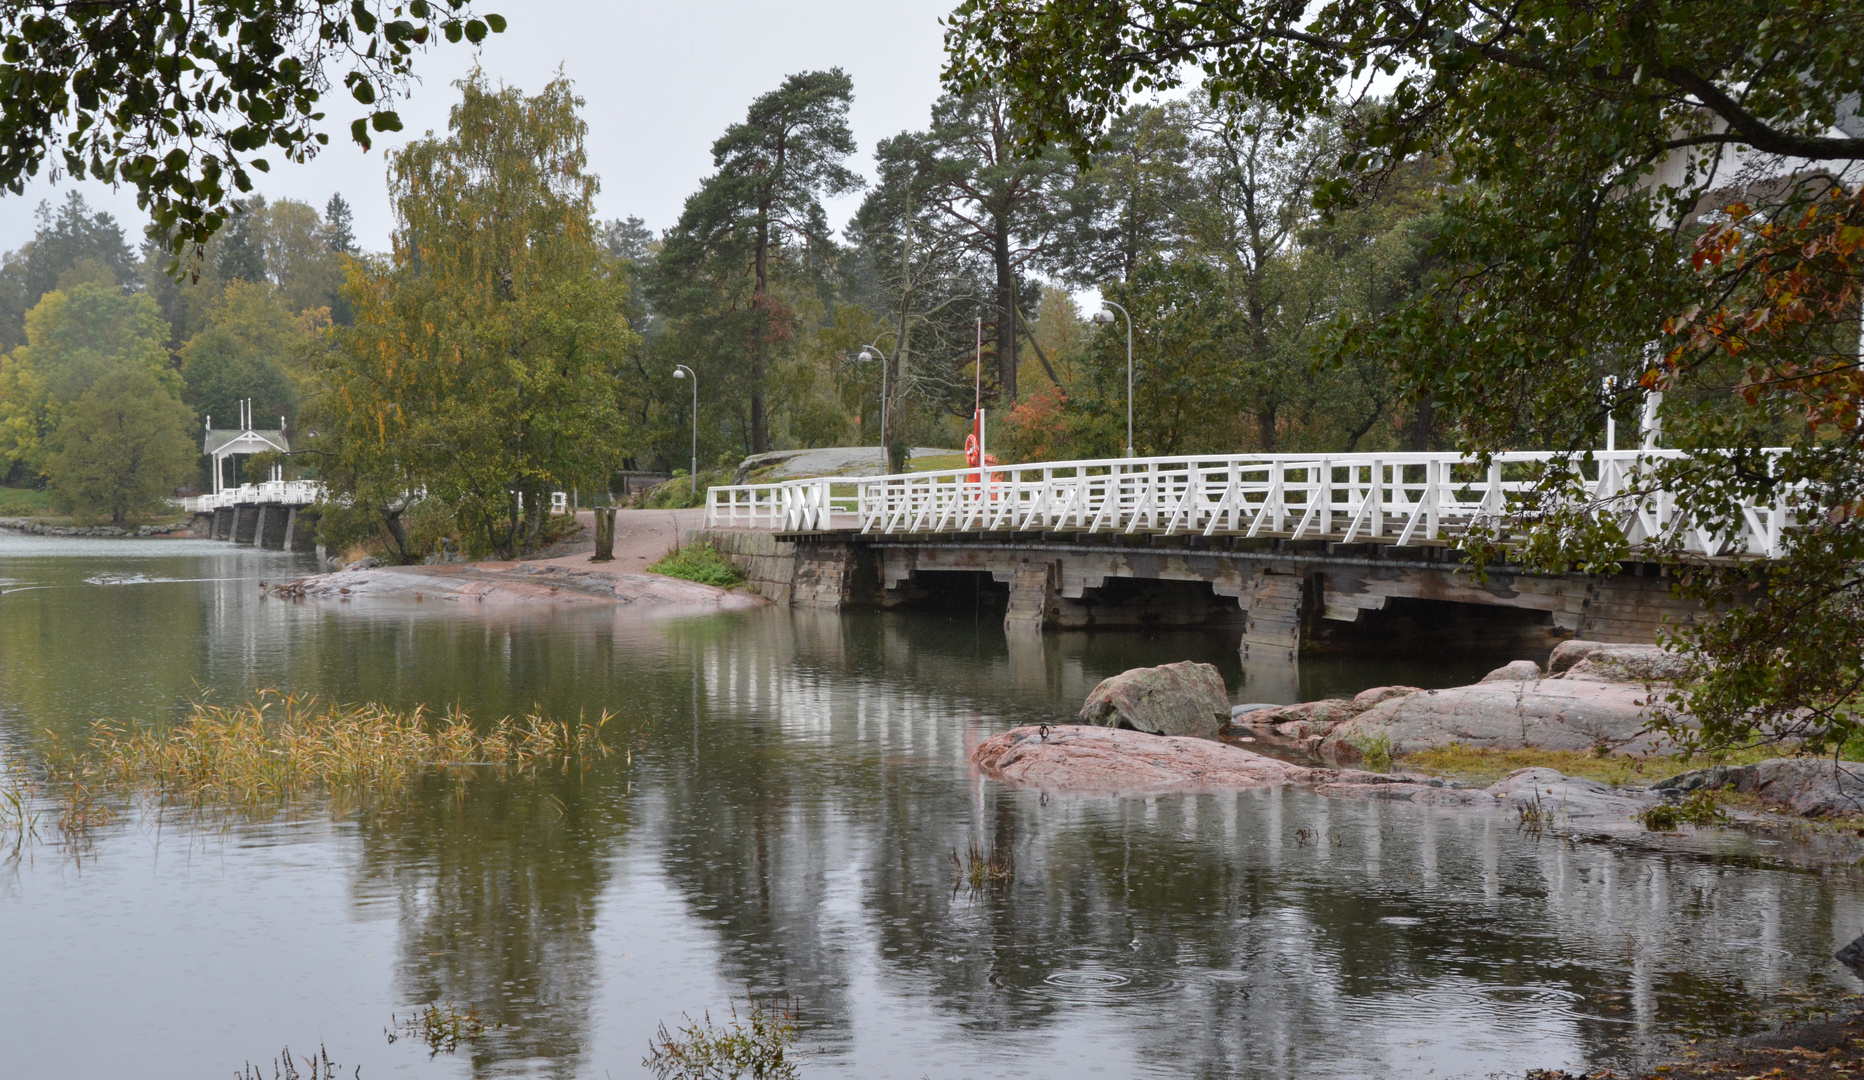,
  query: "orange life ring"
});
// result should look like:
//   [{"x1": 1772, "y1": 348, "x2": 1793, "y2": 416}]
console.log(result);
[{"x1": 964, "y1": 432, "x2": 981, "y2": 467}]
